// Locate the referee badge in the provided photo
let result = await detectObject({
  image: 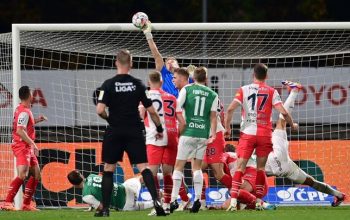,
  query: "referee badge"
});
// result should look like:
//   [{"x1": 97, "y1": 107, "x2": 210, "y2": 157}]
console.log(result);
[{"x1": 98, "y1": 90, "x2": 104, "y2": 101}]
